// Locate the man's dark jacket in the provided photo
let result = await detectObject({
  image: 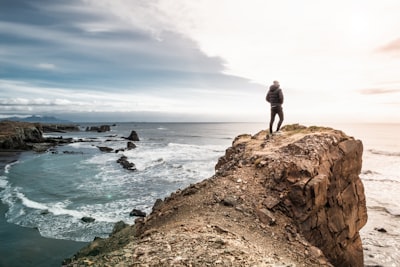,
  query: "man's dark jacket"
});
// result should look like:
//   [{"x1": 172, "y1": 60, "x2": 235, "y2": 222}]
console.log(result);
[{"x1": 266, "y1": 86, "x2": 284, "y2": 107}]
